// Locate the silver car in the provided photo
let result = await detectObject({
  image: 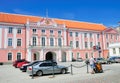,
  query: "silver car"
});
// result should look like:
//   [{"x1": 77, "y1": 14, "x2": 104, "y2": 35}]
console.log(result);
[{"x1": 27, "y1": 61, "x2": 68, "y2": 76}]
